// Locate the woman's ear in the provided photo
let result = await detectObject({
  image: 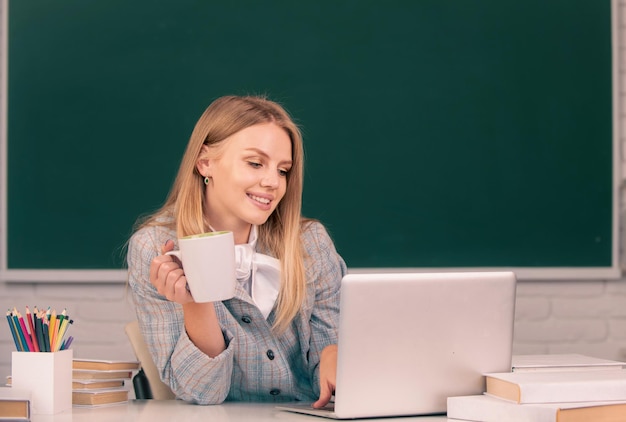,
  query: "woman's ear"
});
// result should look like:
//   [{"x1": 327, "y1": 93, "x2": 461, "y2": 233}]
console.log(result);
[{"x1": 196, "y1": 145, "x2": 212, "y2": 178}]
